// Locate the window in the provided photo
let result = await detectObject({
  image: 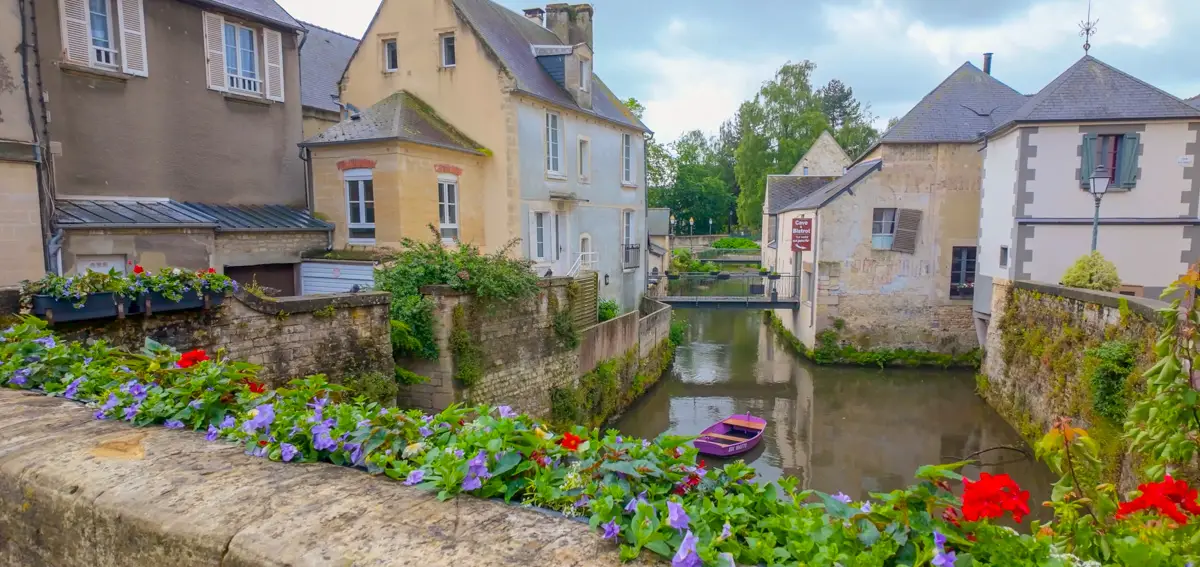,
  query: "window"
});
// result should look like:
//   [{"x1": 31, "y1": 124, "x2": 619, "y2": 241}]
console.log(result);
[
  {"x1": 622, "y1": 133, "x2": 633, "y2": 184},
  {"x1": 999, "y1": 246, "x2": 1009, "y2": 268},
  {"x1": 767, "y1": 215, "x2": 778, "y2": 246},
  {"x1": 532, "y1": 211, "x2": 548, "y2": 261},
  {"x1": 344, "y1": 169, "x2": 375, "y2": 244},
  {"x1": 383, "y1": 39, "x2": 398, "y2": 72},
  {"x1": 802, "y1": 166, "x2": 809, "y2": 175},
  {"x1": 578, "y1": 137, "x2": 590, "y2": 182},
  {"x1": 579, "y1": 234, "x2": 595, "y2": 269},
  {"x1": 802, "y1": 268, "x2": 813, "y2": 302},
  {"x1": 579, "y1": 59, "x2": 591, "y2": 92},
  {"x1": 437, "y1": 176, "x2": 458, "y2": 242},
  {"x1": 1082, "y1": 133, "x2": 1140, "y2": 189},
  {"x1": 440, "y1": 33, "x2": 456, "y2": 67},
  {"x1": 224, "y1": 22, "x2": 259, "y2": 93},
  {"x1": 871, "y1": 208, "x2": 896, "y2": 249},
  {"x1": 950, "y1": 246, "x2": 976, "y2": 299},
  {"x1": 622, "y1": 210, "x2": 639, "y2": 269},
  {"x1": 89, "y1": 0, "x2": 116, "y2": 67},
  {"x1": 545, "y1": 112, "x2": 562, "y2": 174}
]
